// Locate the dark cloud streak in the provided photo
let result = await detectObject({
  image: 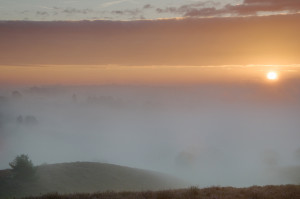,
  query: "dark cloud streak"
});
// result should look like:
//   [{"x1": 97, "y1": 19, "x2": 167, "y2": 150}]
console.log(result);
[
  {"x1": 157, "y1": 0, "x2": 300, "y2": 17},
  {"x1": 62, "y1": 8, "x2": 94, "y2": 15},
  {"x1": 143, "y1": 4, "x2": 153, "y2": 9},
  {"x1": 111, "y1": 9, "x2": 141, "y2": 16},
  {"x1": 156, "y1": 1, "x2": 219, "y2": 15},
  {"x1": 36, "y1": 11, "x2": 49, "y2": 16},
  {"x1": 223, "y1": 0, "x2": 300, "y2": 15}
]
